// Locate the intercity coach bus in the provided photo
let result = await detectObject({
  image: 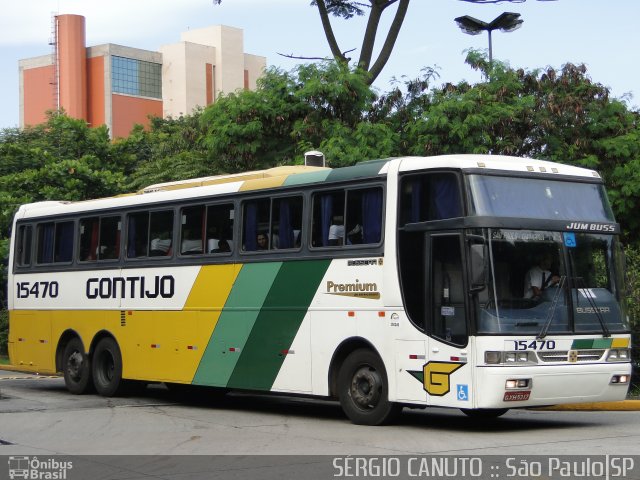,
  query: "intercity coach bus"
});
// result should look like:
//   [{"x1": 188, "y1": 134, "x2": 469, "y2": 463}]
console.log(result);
[{"x1": 7, "y1": 155, "x2": 632, "y2": 425}]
